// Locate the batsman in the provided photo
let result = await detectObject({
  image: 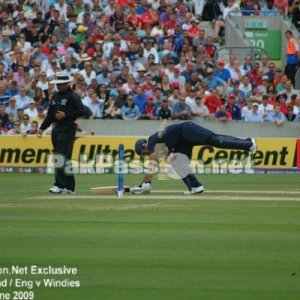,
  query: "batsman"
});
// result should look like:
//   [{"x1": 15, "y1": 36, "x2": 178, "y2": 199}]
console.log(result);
[{"x1": 131, "y1": 121, "x2": 256, "y2": 195}]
